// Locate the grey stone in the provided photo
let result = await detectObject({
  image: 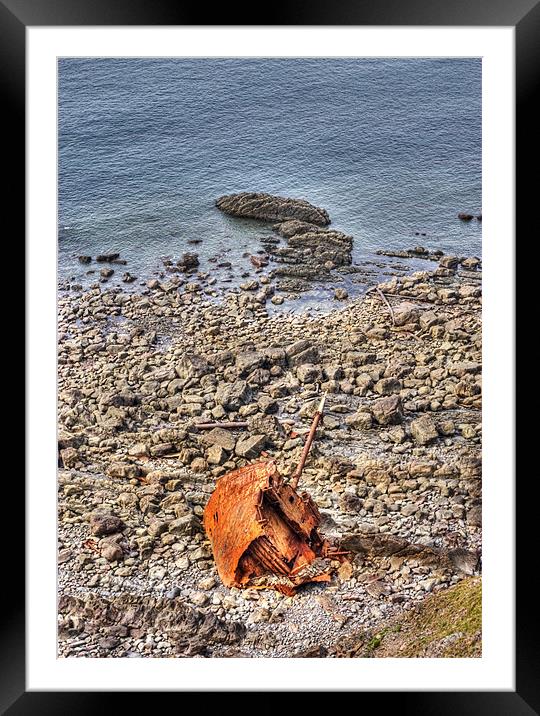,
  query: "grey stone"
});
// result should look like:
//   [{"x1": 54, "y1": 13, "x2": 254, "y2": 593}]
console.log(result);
[
  {"x1": 199, "y1": 427, "x2": 236, "y2": 452},
  {"x1": 175, "y1": 354, "x2": 211, "y2": 380},
  {"x1": 410, "y1": 414, "x2": 439, "y2": 445},
  {"x1": 215, "y1": 381, "x2": 252, "y2": 411},
  {"x1": 345, "y1": 412, "x2": 373, "y2": 430},
  {"x1": 168, "y1": 514, "x2": 201, "y2": 537},
  {"x1": 371, "y1": 395, "x2": 404, "y2": 425},
  {"x1": 89, "y1": 513, "x2": 126, "y2": 537},
  {"x1": 296, "y1": 363, "x2": 322, "y2": 384},
  {"x1": 236, "y1": 434, "x2": 266, "y2": 459},
  {"x1": 374, "y1": 377, "x2": 402, "y2": 395}
]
